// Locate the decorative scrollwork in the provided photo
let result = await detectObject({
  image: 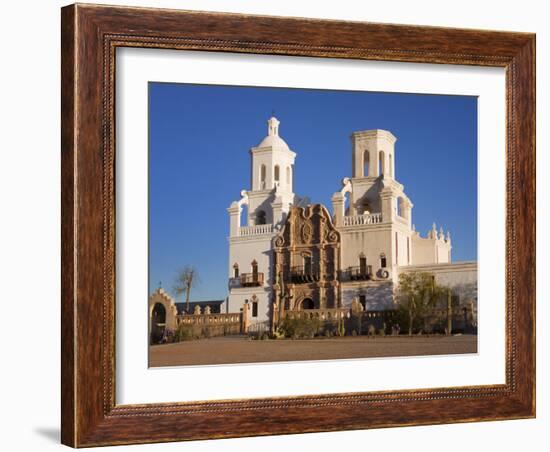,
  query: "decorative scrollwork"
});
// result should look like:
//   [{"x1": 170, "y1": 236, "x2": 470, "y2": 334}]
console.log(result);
[
  {"x1": 327, "y1": 231, "x2": 339, "y2": 243},
  {"x1": 301, "y1": 222, "x2": 313, "y2": 244}
]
